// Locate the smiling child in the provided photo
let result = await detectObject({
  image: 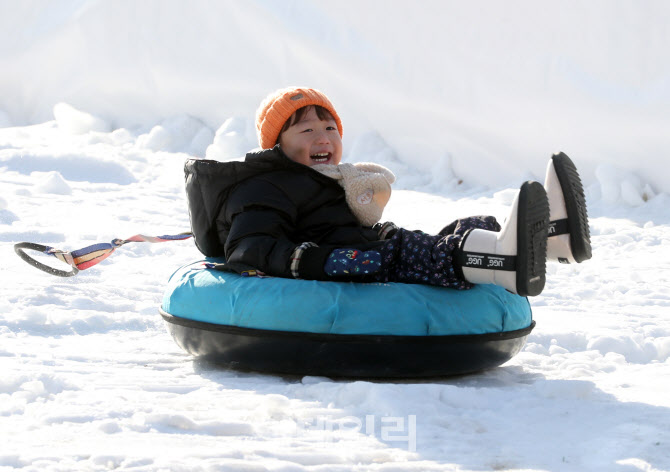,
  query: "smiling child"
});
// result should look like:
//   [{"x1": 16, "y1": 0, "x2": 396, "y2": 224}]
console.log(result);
[{"x1": 193, "y1": 87, "x2": 591, "y2": 296}]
